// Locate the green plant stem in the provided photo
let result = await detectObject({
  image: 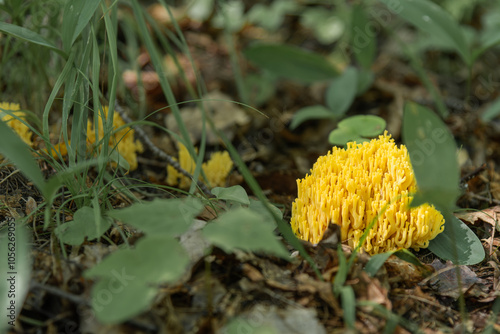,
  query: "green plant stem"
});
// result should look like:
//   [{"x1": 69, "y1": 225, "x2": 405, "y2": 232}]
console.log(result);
[{"x1": 225, "y1": 31, "x2": 249, "y2": 105}]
